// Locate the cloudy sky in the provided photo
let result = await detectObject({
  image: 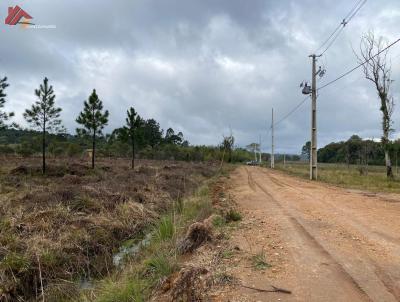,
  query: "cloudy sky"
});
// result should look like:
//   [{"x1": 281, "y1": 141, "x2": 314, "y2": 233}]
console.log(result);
[{"x1": 1, "y1": 0, "x2": 400, "y2": 153}]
